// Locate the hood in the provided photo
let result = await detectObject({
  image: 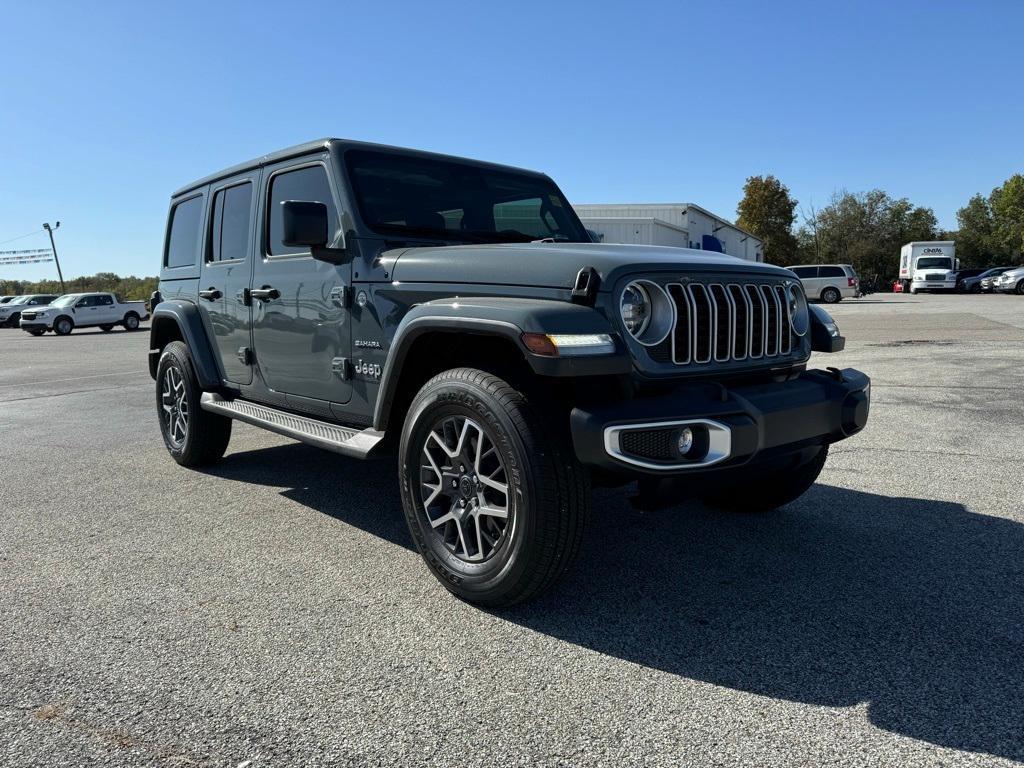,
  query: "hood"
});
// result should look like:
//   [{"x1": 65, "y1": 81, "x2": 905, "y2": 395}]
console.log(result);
[{"x1": 386, "y1": 242, "x2": 791, "y2": 290}]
